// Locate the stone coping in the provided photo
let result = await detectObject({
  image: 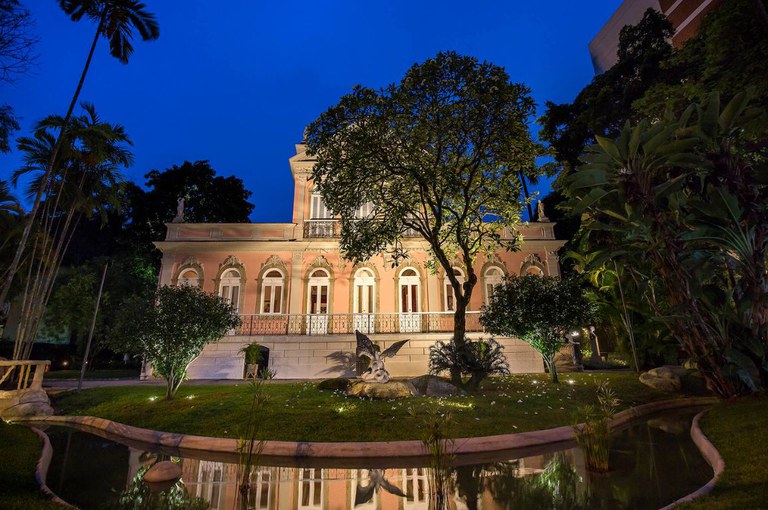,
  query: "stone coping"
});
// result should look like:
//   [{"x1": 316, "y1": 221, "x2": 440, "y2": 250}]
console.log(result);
[
  {"x1": 659, "y1": 409, "x2": 725, "y2": 510},
  {"x1": 30, "y1": 426, "x2": 73, "y2": 507},
  {"x1": 20, "y1": 396, "x2": 719, "y2": 459}
]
